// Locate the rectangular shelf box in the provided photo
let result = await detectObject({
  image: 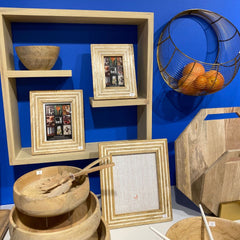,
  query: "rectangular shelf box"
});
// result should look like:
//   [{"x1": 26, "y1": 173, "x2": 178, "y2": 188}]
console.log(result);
[{"x1": 0, "y1": 8, "x2": 153, "y2": 165}]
